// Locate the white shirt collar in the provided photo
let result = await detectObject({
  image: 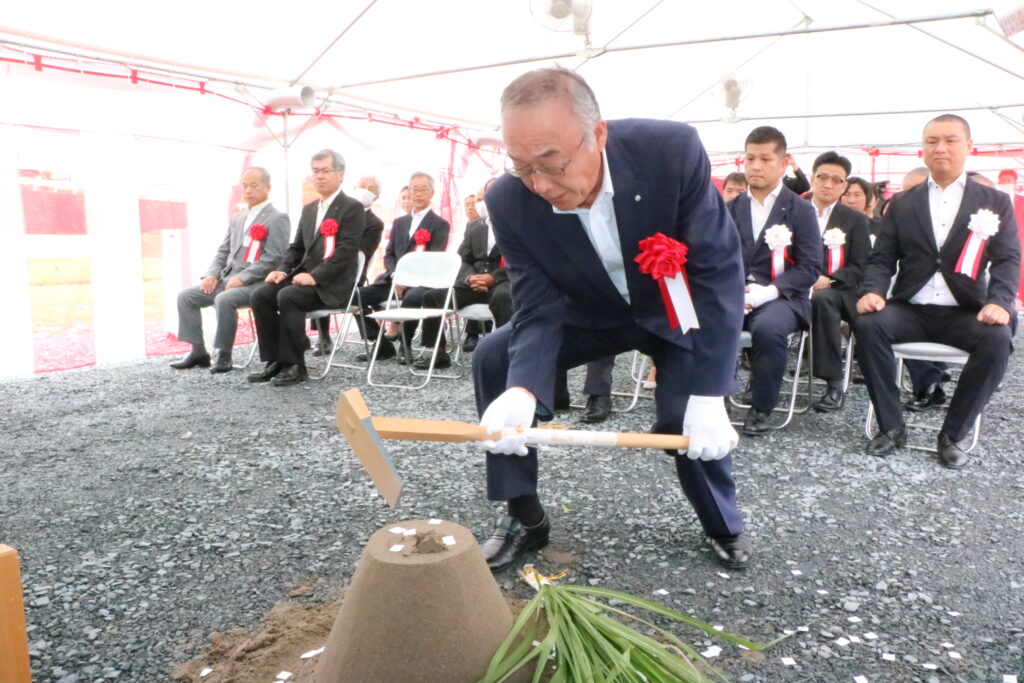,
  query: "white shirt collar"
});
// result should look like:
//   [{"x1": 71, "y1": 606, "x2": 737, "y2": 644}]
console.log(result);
[
  {"x1": 748, "y1": 180, "x2": 783, "y2": 207},
  {"x1": 247, "y1": 199, "x2": 270, "y2": 216},
  {"x1": 411, "y1": 207, "x2": 429, "y2": 221},
  {"x1": 319, "y1": 188, "x2": 342, "y2": 210},
  {"x1": 927, "y1": 171, "x2": 967, "y2": 192},
  {"x1": 552, "y1": 150, "x2": 615, "y2": 215}
]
